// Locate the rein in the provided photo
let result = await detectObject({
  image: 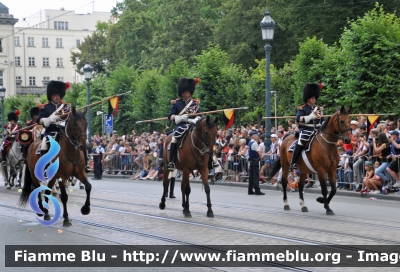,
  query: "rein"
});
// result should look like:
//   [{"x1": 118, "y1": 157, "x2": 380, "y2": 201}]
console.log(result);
[{"x1": 188, "y1": 123, "x2": 213, "y2": 166}]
